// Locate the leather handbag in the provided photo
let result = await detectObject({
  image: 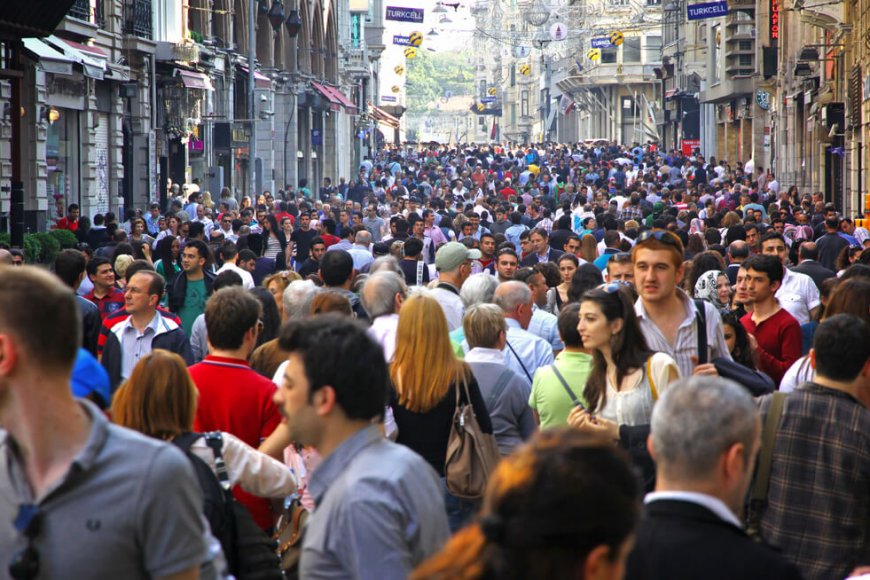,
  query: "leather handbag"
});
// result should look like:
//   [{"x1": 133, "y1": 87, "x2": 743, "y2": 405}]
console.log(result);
[
  {"x1": 444, "y1": 374, "x2": 501, "y2": 500},
  {"x1": 273, "y1": 496, "x2": 308, "y2": 578}
]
